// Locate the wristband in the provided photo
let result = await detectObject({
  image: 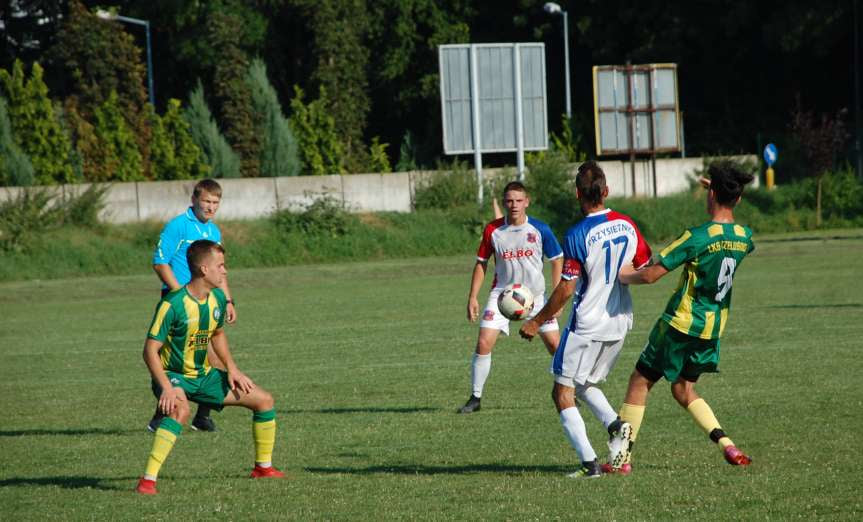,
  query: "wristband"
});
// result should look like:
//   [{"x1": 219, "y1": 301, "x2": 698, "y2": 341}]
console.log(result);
[{"x1": 226, "y1": 299, "x2": 235, "y2": 305}]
